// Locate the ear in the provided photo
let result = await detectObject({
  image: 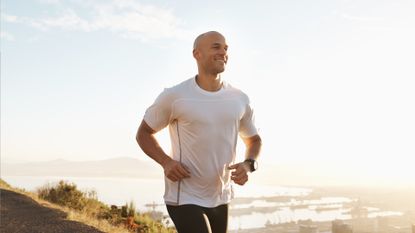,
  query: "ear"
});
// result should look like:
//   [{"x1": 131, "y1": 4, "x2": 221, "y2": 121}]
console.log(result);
[{"x1": 193, "y1": 49, "x2": 200, "y2": 60}]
